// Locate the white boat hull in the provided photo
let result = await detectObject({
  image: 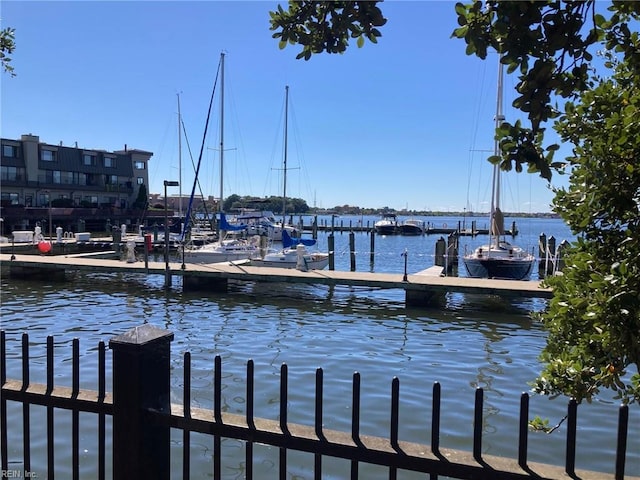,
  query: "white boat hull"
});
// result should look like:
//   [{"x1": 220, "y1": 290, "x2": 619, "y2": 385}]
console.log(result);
[
  {"x1": 181, "y1": 238, "x2": 258, "y2": 264},
  {"x1": 251, "y1": 245, "x2": 329, "y2": 270},
  {"x1": 463, "y1": 242, "x2": 535, "y2": 280}
]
